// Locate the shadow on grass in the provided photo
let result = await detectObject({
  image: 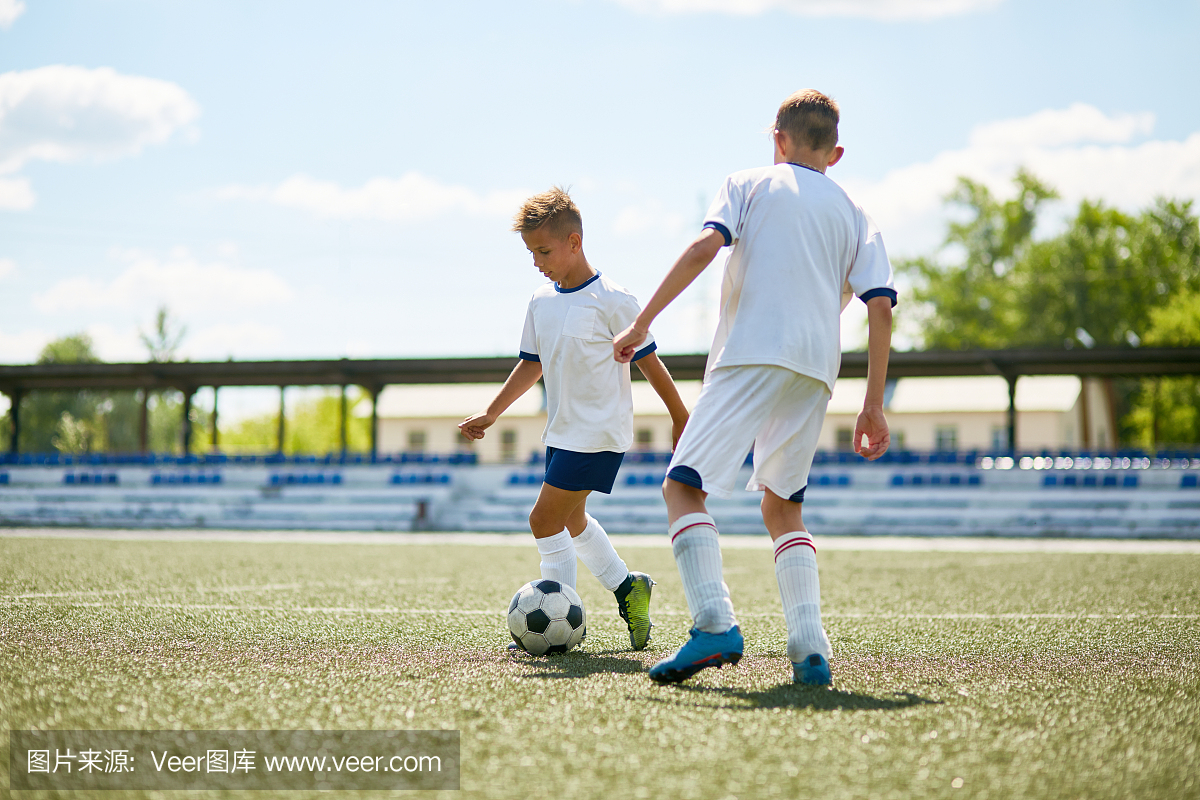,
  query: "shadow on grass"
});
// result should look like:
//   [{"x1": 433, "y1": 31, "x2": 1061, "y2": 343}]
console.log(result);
[
  {"x1": 648, "y1": 683, "x2": 941, "y2": 711},
  {"x1": 512, "y1": 650, "x2": 648, "y2": 679}
]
